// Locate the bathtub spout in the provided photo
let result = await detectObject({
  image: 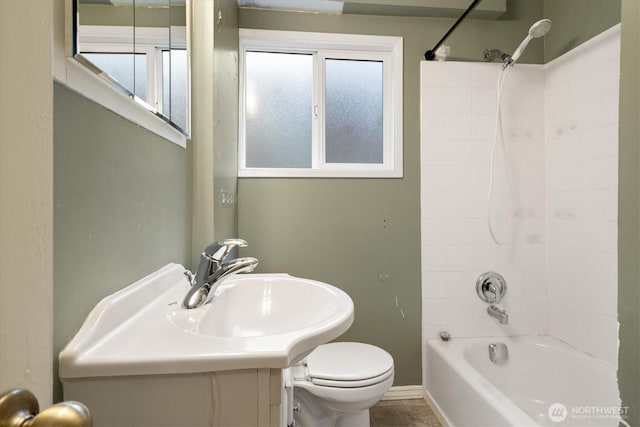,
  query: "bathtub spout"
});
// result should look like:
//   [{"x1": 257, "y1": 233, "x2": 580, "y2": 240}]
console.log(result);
[{"x1": 487, "y1": 304, "x2": 509, "y2": 325}]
